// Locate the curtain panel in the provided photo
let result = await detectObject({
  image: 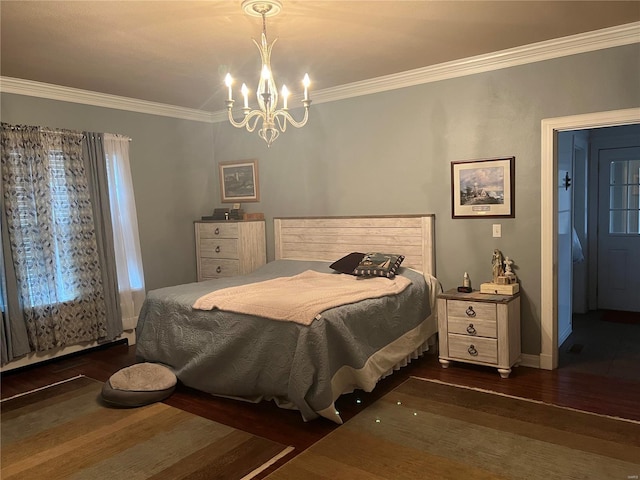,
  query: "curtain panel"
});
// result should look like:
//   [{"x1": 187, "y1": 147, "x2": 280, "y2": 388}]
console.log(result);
[
  {"x1": 103, "y1": 134, "x2": 146, "y2": 328},
  {"x1": 0, "y1": 124, "x2": 124, "y2": 363},
  {"x1": 0, "y1": 166, "x2": 31, "y2": 364},
  {"x1": 82, "y1": 133, "x2": 123, "y2": 340}
]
